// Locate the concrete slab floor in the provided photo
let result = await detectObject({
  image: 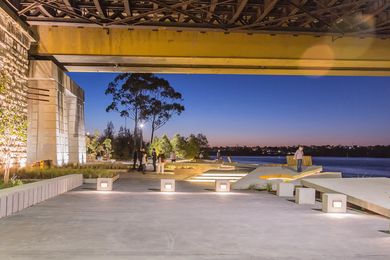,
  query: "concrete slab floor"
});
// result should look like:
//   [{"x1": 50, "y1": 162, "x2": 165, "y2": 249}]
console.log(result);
[{"x1": 0, "y1": 173, "x2": 389, "y2": 260}]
